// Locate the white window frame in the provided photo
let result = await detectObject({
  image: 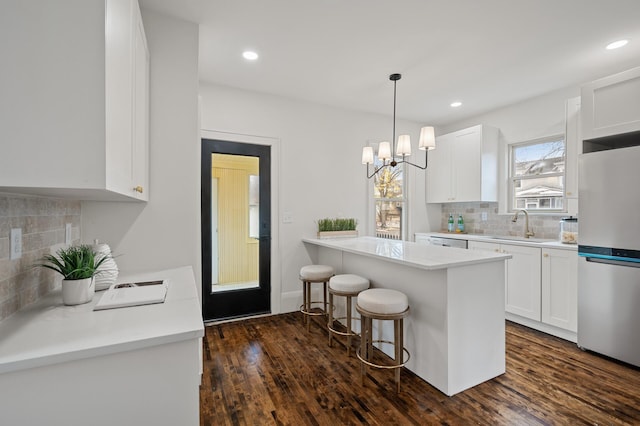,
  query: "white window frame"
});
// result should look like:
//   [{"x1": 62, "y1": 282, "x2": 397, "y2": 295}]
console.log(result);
[{"x1": 508, "y1": 134, "x2": 566, "y2": 214}]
